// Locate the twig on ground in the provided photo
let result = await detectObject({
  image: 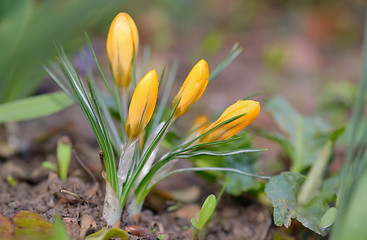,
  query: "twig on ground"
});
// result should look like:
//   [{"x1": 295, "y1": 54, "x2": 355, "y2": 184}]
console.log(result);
[{"x1": 60, "y1": 189, "x2": 83, "y2": 200}]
